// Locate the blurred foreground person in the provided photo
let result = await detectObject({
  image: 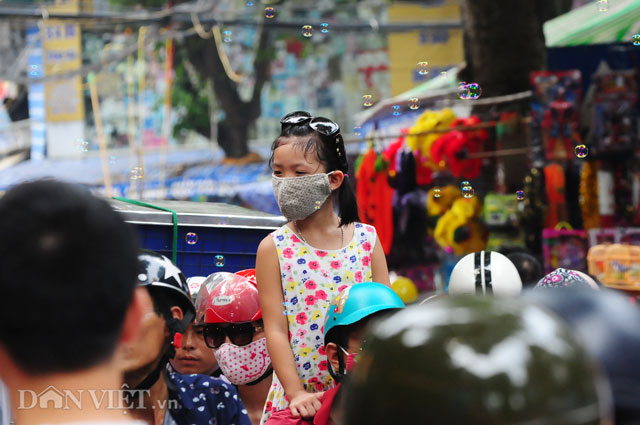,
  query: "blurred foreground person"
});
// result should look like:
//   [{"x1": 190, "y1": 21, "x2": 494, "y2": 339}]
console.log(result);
[
  {"x1": 200, "y1": 270, "x2": 272, "y2": 425},
  {"x1": 525, "y1": 288, "x2": 640, "y2": 424},
  {"x1": 343, "y1": 296, "x2": 612, "y2": 425},
  {"x1": 0, "y1": 180, "x2": 145, "y2": 425},
  {"x1": 448, "y1": 251, "x2": 522, "y2": 296},
  {"x1": 118, "y1": 251, "x2": 251, "y2": 425},
  {"x1": 266, "y1": 282, "x2": 404, "y2": 425}
]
